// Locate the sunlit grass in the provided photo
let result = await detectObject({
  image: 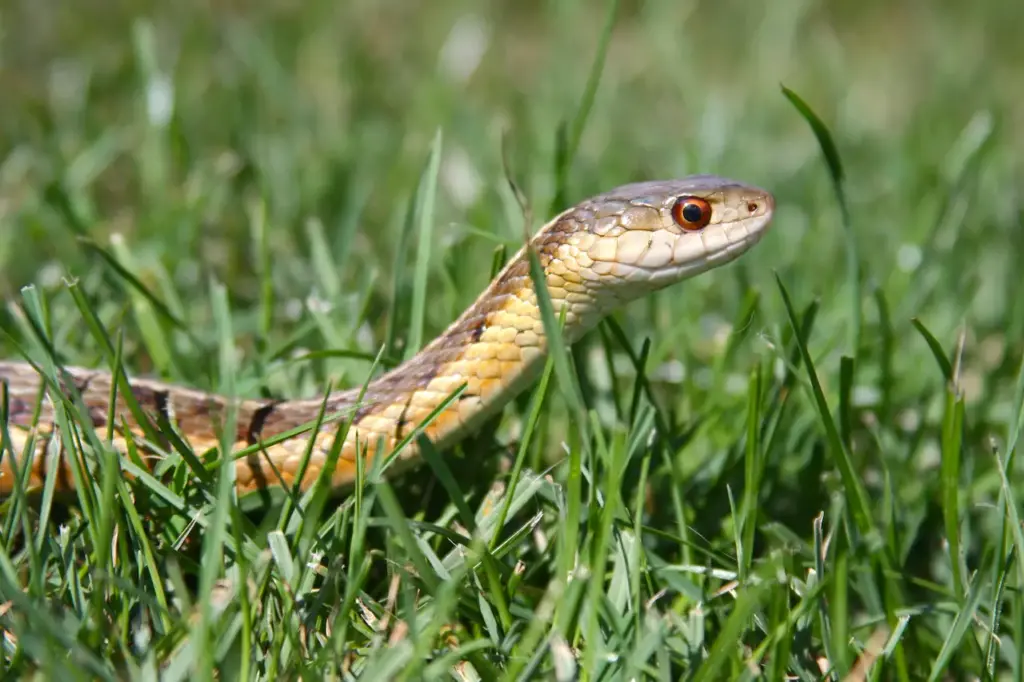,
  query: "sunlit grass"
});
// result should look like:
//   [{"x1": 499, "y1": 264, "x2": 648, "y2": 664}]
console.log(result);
[{"x1": 1, "y1": 1, "x2": 1023, "y2": 679}]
